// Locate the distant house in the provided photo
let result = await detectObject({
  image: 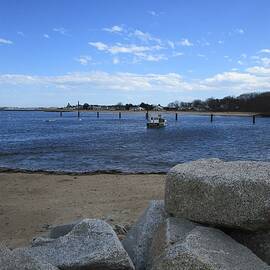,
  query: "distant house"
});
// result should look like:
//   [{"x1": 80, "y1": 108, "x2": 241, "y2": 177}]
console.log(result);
[
  {"x1": 90, "y1": 105, "x2": 102, "y2": 110},
  {"x1": 101, "y1": 105, "x2": 110, "y2": 110},
  {"x1": 153, "y1": 105, "x2": 164, "y2": 111},
  {"x1": 130, "y1": 106, "x2": 144, "y2": 111}
]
